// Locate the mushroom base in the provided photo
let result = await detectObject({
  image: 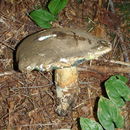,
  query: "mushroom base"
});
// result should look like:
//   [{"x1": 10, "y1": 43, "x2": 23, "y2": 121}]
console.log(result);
[{"x1": 55, "y1": 66, "x2": 80, "y2": 116}]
